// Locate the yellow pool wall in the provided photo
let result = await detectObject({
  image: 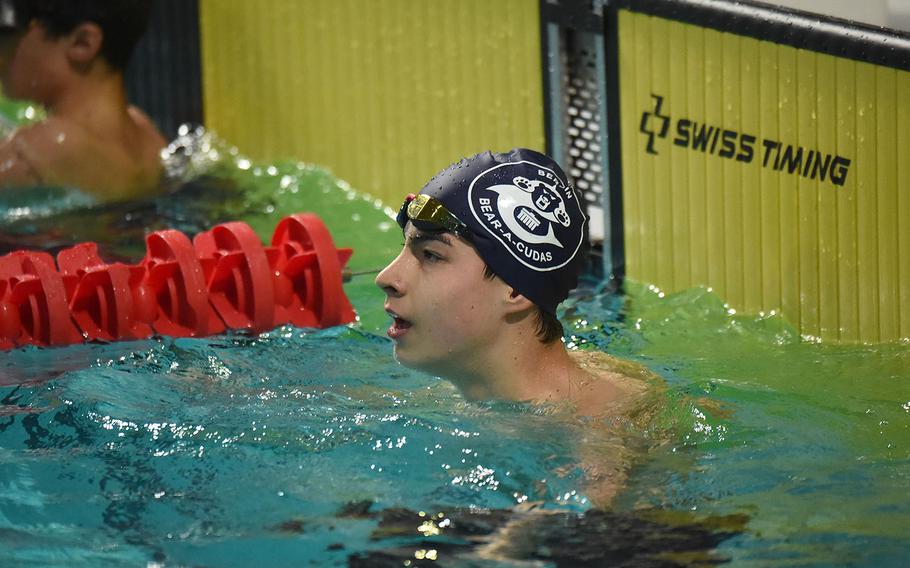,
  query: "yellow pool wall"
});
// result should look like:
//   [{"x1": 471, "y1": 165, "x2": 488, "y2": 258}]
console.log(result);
[
  {"x1": 198, "y1": 0, "x2": 546, "y2": 206},
  {"x1": 617, "y1": 9, "x2": 910, "y2": 343}
]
